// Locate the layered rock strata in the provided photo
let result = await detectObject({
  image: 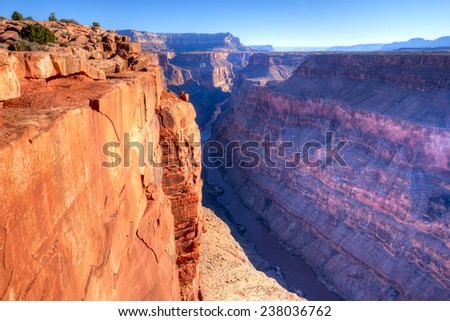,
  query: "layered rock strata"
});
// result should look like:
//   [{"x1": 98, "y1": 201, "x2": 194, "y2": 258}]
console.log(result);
[
  {"x1": 160, "y1": 52, "x2": 250, "y2": 126},
  {"x1": 213, "y1": 53, "x2": 450, "y2": 300},
  {"x1": 117, "y1": 31, "x2": 249, "y2": 52},
  {"x1": 0, "y1": 46, "x2": 203, "y2": 300}
]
